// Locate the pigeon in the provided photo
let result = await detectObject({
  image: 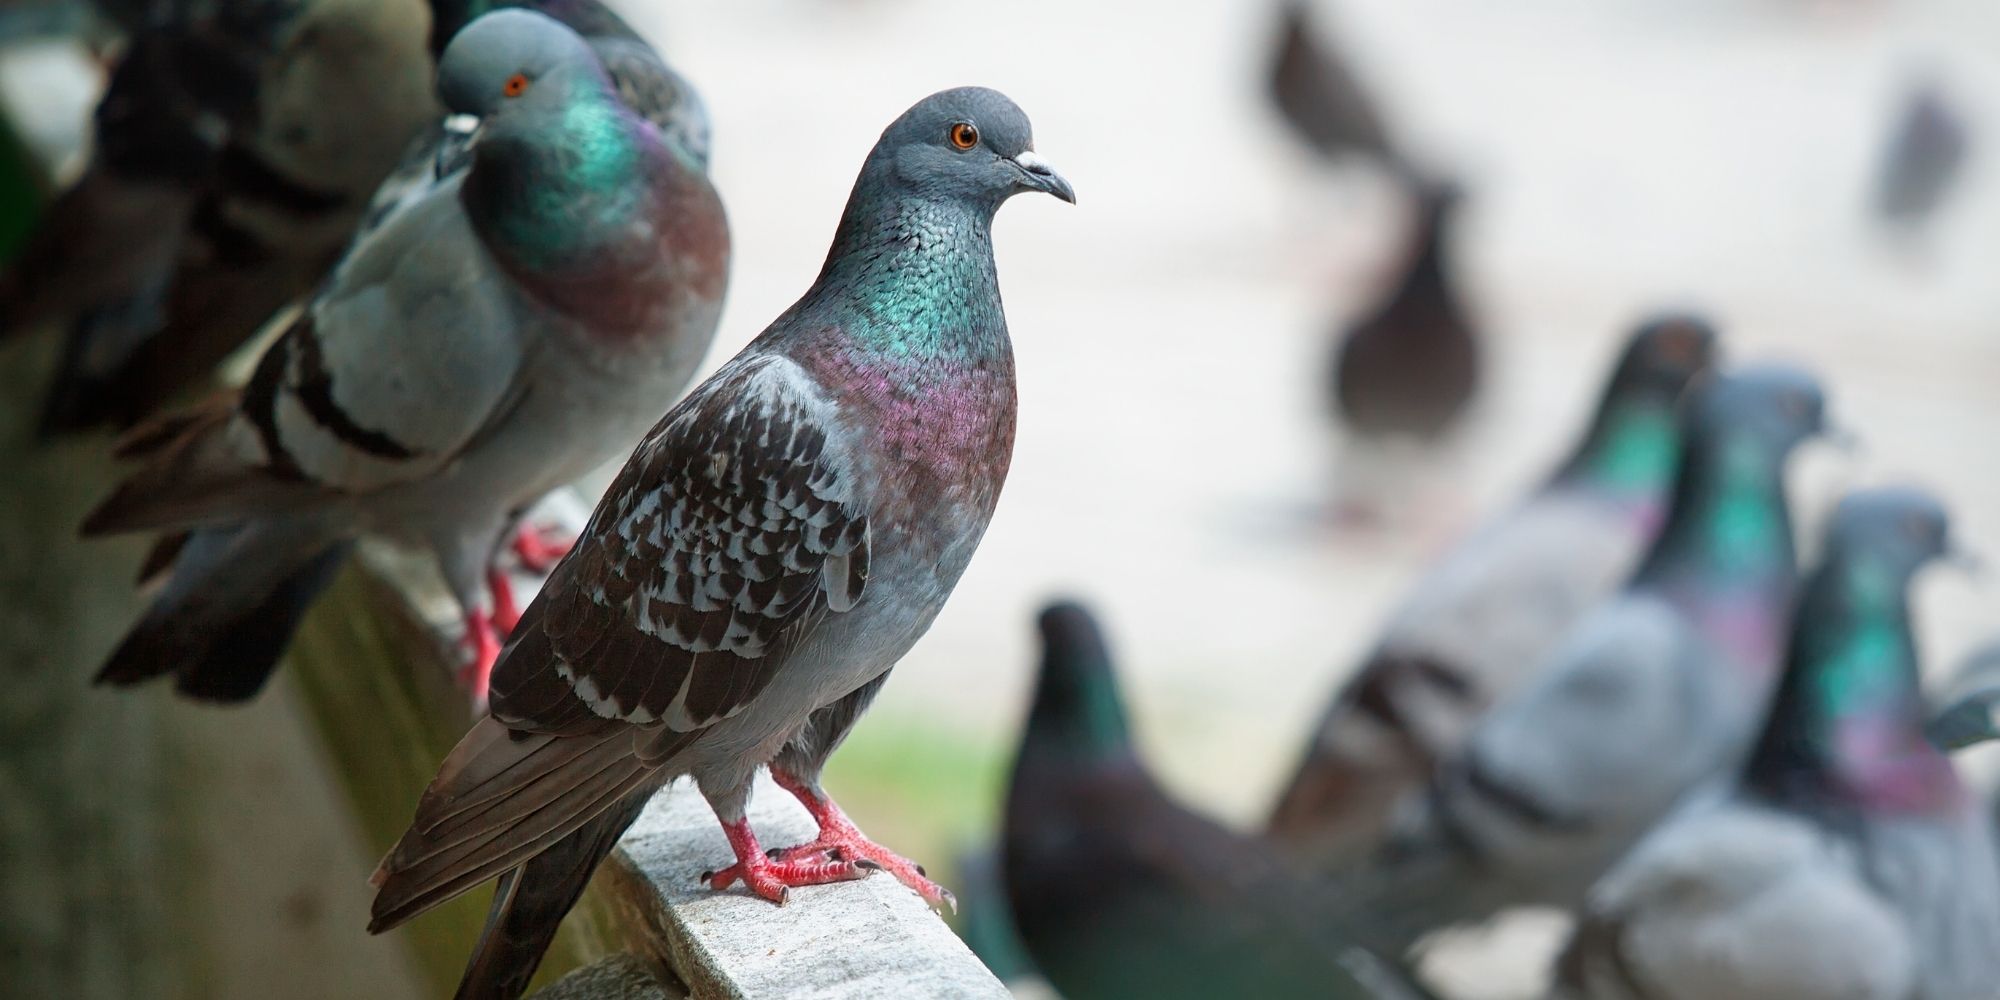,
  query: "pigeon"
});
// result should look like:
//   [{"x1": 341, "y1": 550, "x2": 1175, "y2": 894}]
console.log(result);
[
  {"x1": 1004, "y1": 602, "x2": 1438, "y2": 1000},
  {"x1": 8, "y1": 0, "x2": 700, "y2": 437},
  {"x1": 1, "y1": 0, "x2": 440, "y2": 434},
  {"x1": 1269, "y1": 315, "x2": 1718, "y2": 868},
  {"x1": 1344, "y1": 364, "x2": 1831, "y2": 948},
  {"x1": 1873, "y1": 77, "x2": 1969, "y2": 236},
  {"x1": 1264, "y1": 0, "x2": 1402, "y2": 172},
  {"x1": 77, "y1": 8, "x2": 730, "y2": 708},
  {"x1": 1329, "y1": 180, "x2": 1478, "y2": 450},
  {"x1": 1558, "y1": 487, "x2": 2000, "y2": 1000},
  {"x1": 366, "y1": 86, "x2": 1071, "y2": 1000}
]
